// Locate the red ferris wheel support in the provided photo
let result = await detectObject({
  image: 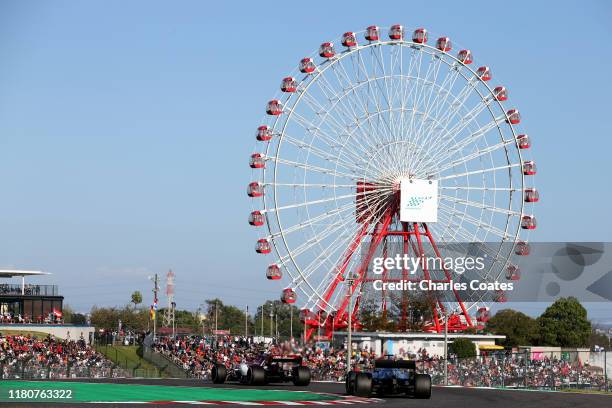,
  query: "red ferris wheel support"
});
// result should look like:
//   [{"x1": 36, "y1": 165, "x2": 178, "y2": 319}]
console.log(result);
[{"x1": 303, "y1": 194, "x2": 474, "y2": 340}]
